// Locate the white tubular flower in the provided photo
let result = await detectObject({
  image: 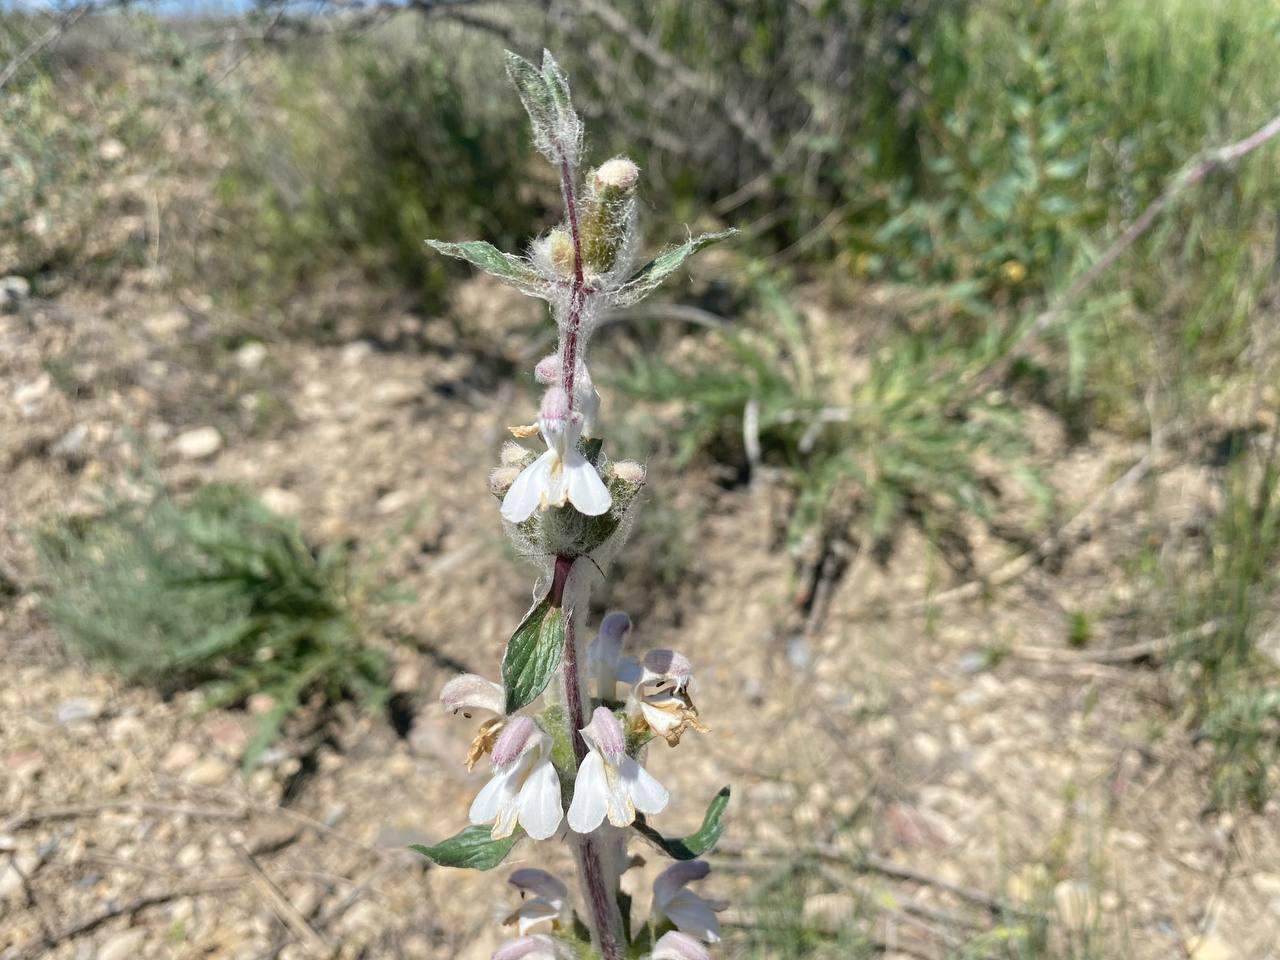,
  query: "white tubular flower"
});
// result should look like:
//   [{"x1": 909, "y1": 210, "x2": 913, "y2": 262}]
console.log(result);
[
  {"x1": 650, "y1": 931, "x2": 711, "y2": 960},
  {"x1": 491, "y1": 934, "x2": 563, "y2": 960},
  {"x1": 568, "y1": 706, "x2": 668, "y2": 833},
  {"x1": 586, "y1": 611, "x2": 641, "y2": 700},
  {"x1": 652, "y1": 861, "x2": 726, "y2": 943},
  {"x1": 441, "y1": 673, "x2": 508, "y2": 771},
  {"x1": 631, "y1": 650, "x2": 707, "y2": 748},
  {"x1": 501, "y1": 386, "x2": 611, "y2": 523},
  {"x1": 505, "y1": 868, "x2": 569, "y2": 936},
  {"x1": 470, "y1": 716, "x2": 563, "y2": 840}
]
